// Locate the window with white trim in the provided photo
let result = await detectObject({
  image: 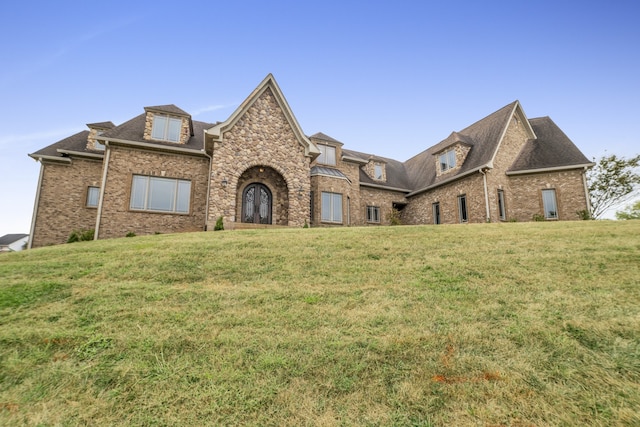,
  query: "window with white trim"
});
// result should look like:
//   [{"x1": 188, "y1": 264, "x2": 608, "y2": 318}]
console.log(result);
[
  {"x1": 439, "y1": 149, "x2": 456, "y2": 172},
  {"x1": 497, "y1": 190, "x2": 506, "y2": 221},
  {"x1": 366, "y1": 206, "x2": 380, "y2": 223},
  {"x1": 317, "y1": 145, "x2": 336, "y2": 166},
  {"x1": 130, "y1": 175, "x2": 191, "y2": 213},
  {"x1": 542, "y1": 189, "x2": 558, "y2": 219},
  {"x1": 151, "y1": 115, "x2": 182, "y2": 142},
  {"x1": 458, "y1": 194, "x2": 468, "y2": 223},
  {"x1": 86, "y1": 186, "x2": 100, "y2": 208},
  {"x1": 321, "y1": 192, "x2": 342, "y2": 223}
]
